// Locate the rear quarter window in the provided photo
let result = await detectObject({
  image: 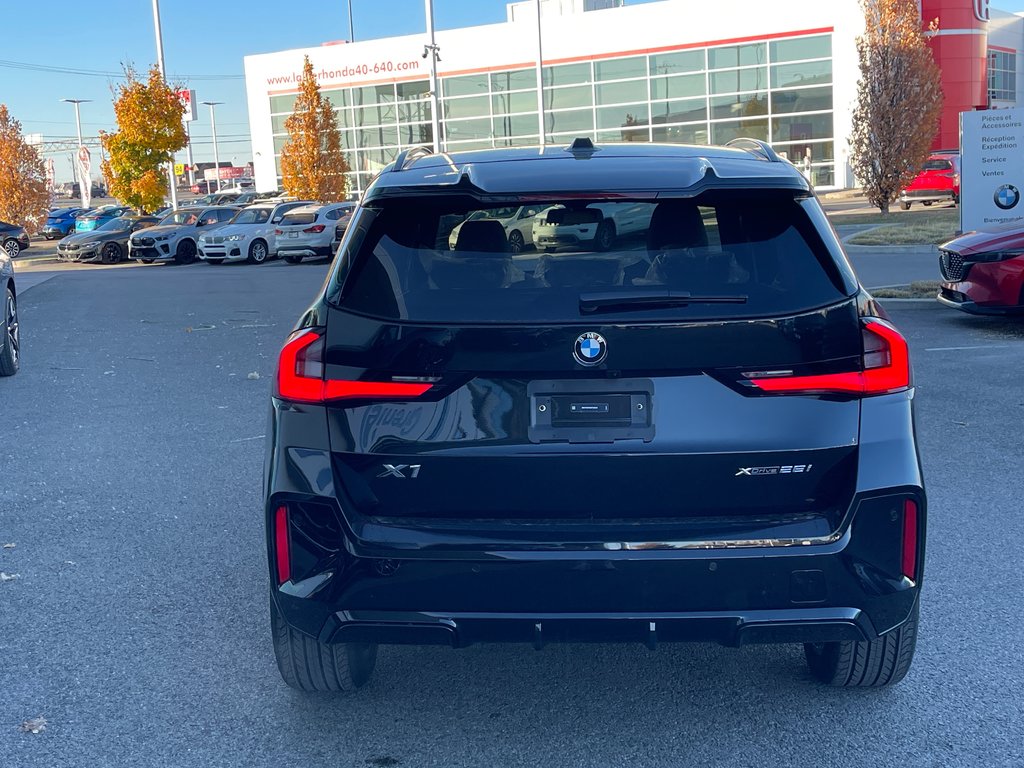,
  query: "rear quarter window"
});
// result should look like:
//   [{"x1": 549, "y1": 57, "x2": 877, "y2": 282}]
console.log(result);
[{"x1": 333, "y1": 191, "x2": 851, "y2": 324}]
